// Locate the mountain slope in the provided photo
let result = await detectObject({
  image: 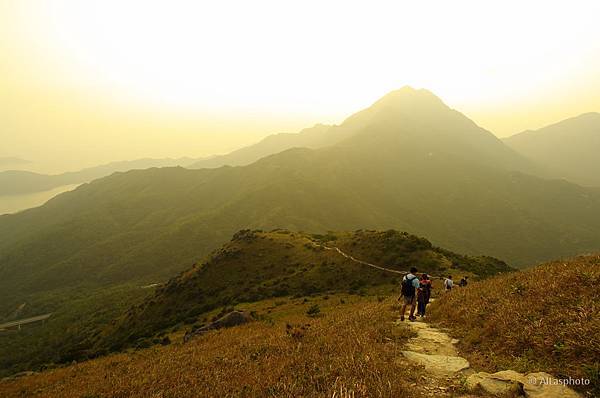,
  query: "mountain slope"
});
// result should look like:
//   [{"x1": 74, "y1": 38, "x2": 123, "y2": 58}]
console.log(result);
[
  {"x1": 504, "y1": 112, "x2": 600, "y2": 186},
  {"x1": 0, "y1": 157, "x2": 197, "y2": 196},
  {"x1": 339, "y1": 88, "x2": 534, "y2": 171},
  {"x1": 96, "y1": 229, "x2": 510, "y2": 352},
  {"x1": 1, "y1": 144, "x2": 589, "y2": 307},
  {"x1": 0, "y1": 296, "x2": 432, "y2": 398}
]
